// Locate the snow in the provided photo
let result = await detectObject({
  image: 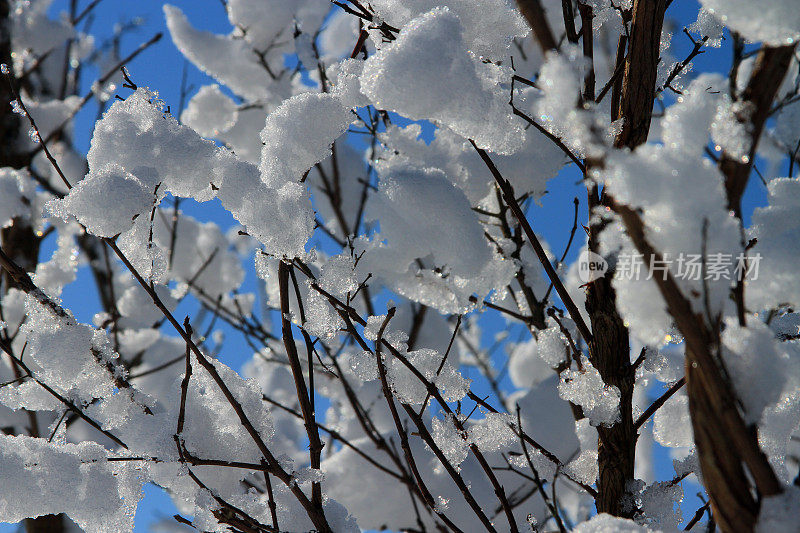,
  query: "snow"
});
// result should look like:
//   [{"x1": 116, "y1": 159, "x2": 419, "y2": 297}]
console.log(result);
[
  {"x1": 362, "y1": 315, "x2": 387, "y2": 342},
  {"x1": 534, "y1": 45, "x2": 613, "y2": 159},
  {"x1": 10, "y1": 2, "x2": 74, "y2": 75},
  {"x1": 305, "y1": 288, "x2": 344, "y2": 338},
  {"x1": 602, "y1": 76, "x2": 742, "y2": 345},
  {"x1": 72, "y1": 87, "x2": 316, "y2": 258},
  {"x1": 659, "y1": 74, "x2": 724, "y2": 155},
  {"x1": 537, "y1": 326, "x2": 571, "y2": 367},
  {"x1": 467, "y1": 412, "x2": 517, "y2": 452},
  {"x1": 18, "y1": 95, "x2": 81, "y2": 145},
  {"x1": 759, "y1": 389, "x2": 800, "y2": 484},
  {"x1": 756, "y1": 486, "x2": 800, "y2": 533},
  {"x1": 180, "y1": 84, "x2": 238, "y2": 138},
  {"x1": 0, "y1": 380, "x2": 61, "y2": 412},
  {"x1": 366, "y1": 162, "x2": 492, "y2": 278},
  {"x1": 153, "y1": 214, "x2": 245, "y2": 298},
  {"x1": 346, "y1": 350, "x2": 379, "y2": 382},
  {"x1": 164, "y1": 5, "x2": 274, "y2": 101},
  {"x1": 566, "y1": 448, "x2": 599, "y2": 486},
  {"x1": 700, "y1": 0, "x2": 800, "y2": 46},
  {"x1": 32, "y1": 224, "x2": 79, "y2": 295},
  {"x1": 86, "y1": 88, "x2": 220, "y2": 201},
  {"x1": 508, "y1": 337, "x2": 556, "y2": 389},
  {"x1": 327, "y1": 59, "x2": 370, "y2": 110},
  {"x1": 0, "y1": 168, "x2": 34, "y2": 228},
  {"x1": 748, "y1": 178, "x2": 800, "y2": 310},
  {"x1": 6, "y1": 0, "x2": 800, "y2": 530},
  {"x1": 203, "y1": 105, "x2": 267, "y2": 165},
  {"x1": 637, "y1": 480, "x2": 684, "y2": 529},
  {"x1": 360, "y1": 8, "x2": 524, "y2": 154},
  {"x1": 376, "y1": 122, "x2": 564, "y2": 205},
  {"x1": 653, "y1": 392, "x2": 693, "y2": 448},
  {"x1": 117, "y1": 283, "x2": 177, "y2": 330},
  {"x1": 319, "y1": 9, "x2": 361, "y2": 60},
  {"x1": 710, "y1": 97, "x2": 750, "y2": 160},
  {"x1": 22, "y1": 297, "x2": 117, "y2": 403},
  {"x1": 388, "y1": 348, "x2": 470, "y2": 405},
  {"x1": 721, "y1": 319, "x2": 788, "y2": 425},
  {"x1": 318, "y1": 254, "x2": 359, "y2": 297},
  {"x1": 775, "y1": 102, "x2": 800, "y2": 153},
  {"x1": 216, "y1": 168, "x2": 314, "y2": 258},
  {"x1": 432, "y1": 414, "x2": 469, "y2": 467},
  {"x1": 512, "y1": 376, "x2": 581, "y2": 464},
  {"x1": 259, "y1": 92, "x2": 353, "y2": 188},
  {"x1": 573, "y1": 513, "x2": 657, "y2": 532},
  {"x1": 688, "y1": 8, "x2": 724, "y2": 47},
  {"x1": 366, "y1": 0, "x2": 529, "y2": 59},
  {"x1": 48, "y1": 165, "x2": 153, "y2": 238},
  {"x1": 0, "y1": 434, "x2": 144, "y2": 533},
  {"x1": 227, "y1": 0, "x2": 327, "y2": 52},
  {"x1": 175, "y1": 357, "x2": 274, "y2": 469},
  {"x1": 559, "y1": 365, "x2": 621, "y2": 427}
]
